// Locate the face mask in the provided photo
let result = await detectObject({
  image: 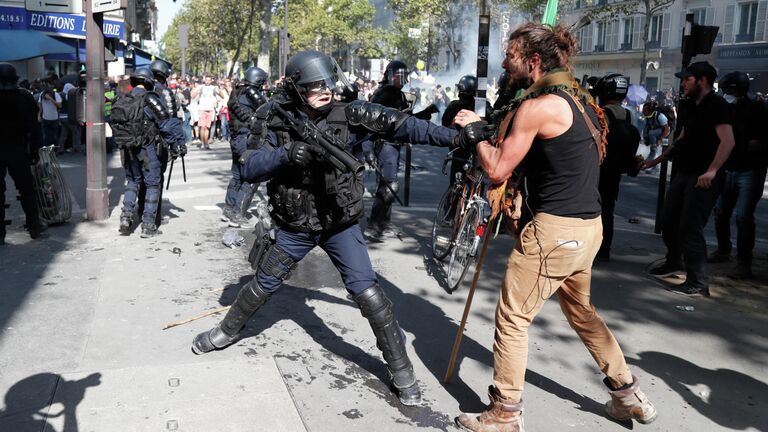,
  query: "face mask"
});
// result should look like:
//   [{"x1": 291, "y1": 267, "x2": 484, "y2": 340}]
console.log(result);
[{"x1": 723, "y1": 94, "x2": 737, "y2": 104}]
